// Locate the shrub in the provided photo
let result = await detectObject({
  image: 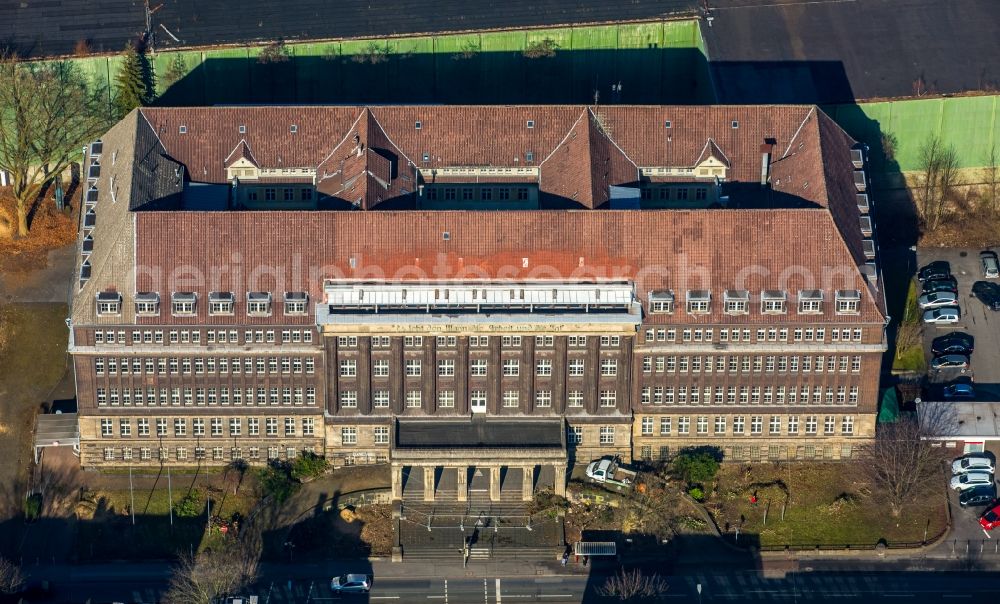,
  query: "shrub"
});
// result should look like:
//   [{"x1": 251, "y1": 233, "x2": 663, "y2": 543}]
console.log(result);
[
  {"x1": 23, "y1": 493, "x2": 42, "y2": 520},
  {"x1": 290, "y1": 452, "x2": 329, "y2": 482},
  {"x1": 257, "y1": 462, "x2": 299, "y2": 504},
  {"x1": 672, "y1": 449, "x2": 721, "y2": 485},
  {"x1": 523, "y1": 38, "x2": 558, "y2": 59},
  {"x1": 175, "y1": 490, "x2": 202, "y2": 518},
  {"x1": 687, "y1": 486, "x2": 704, "y2": 501}
]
